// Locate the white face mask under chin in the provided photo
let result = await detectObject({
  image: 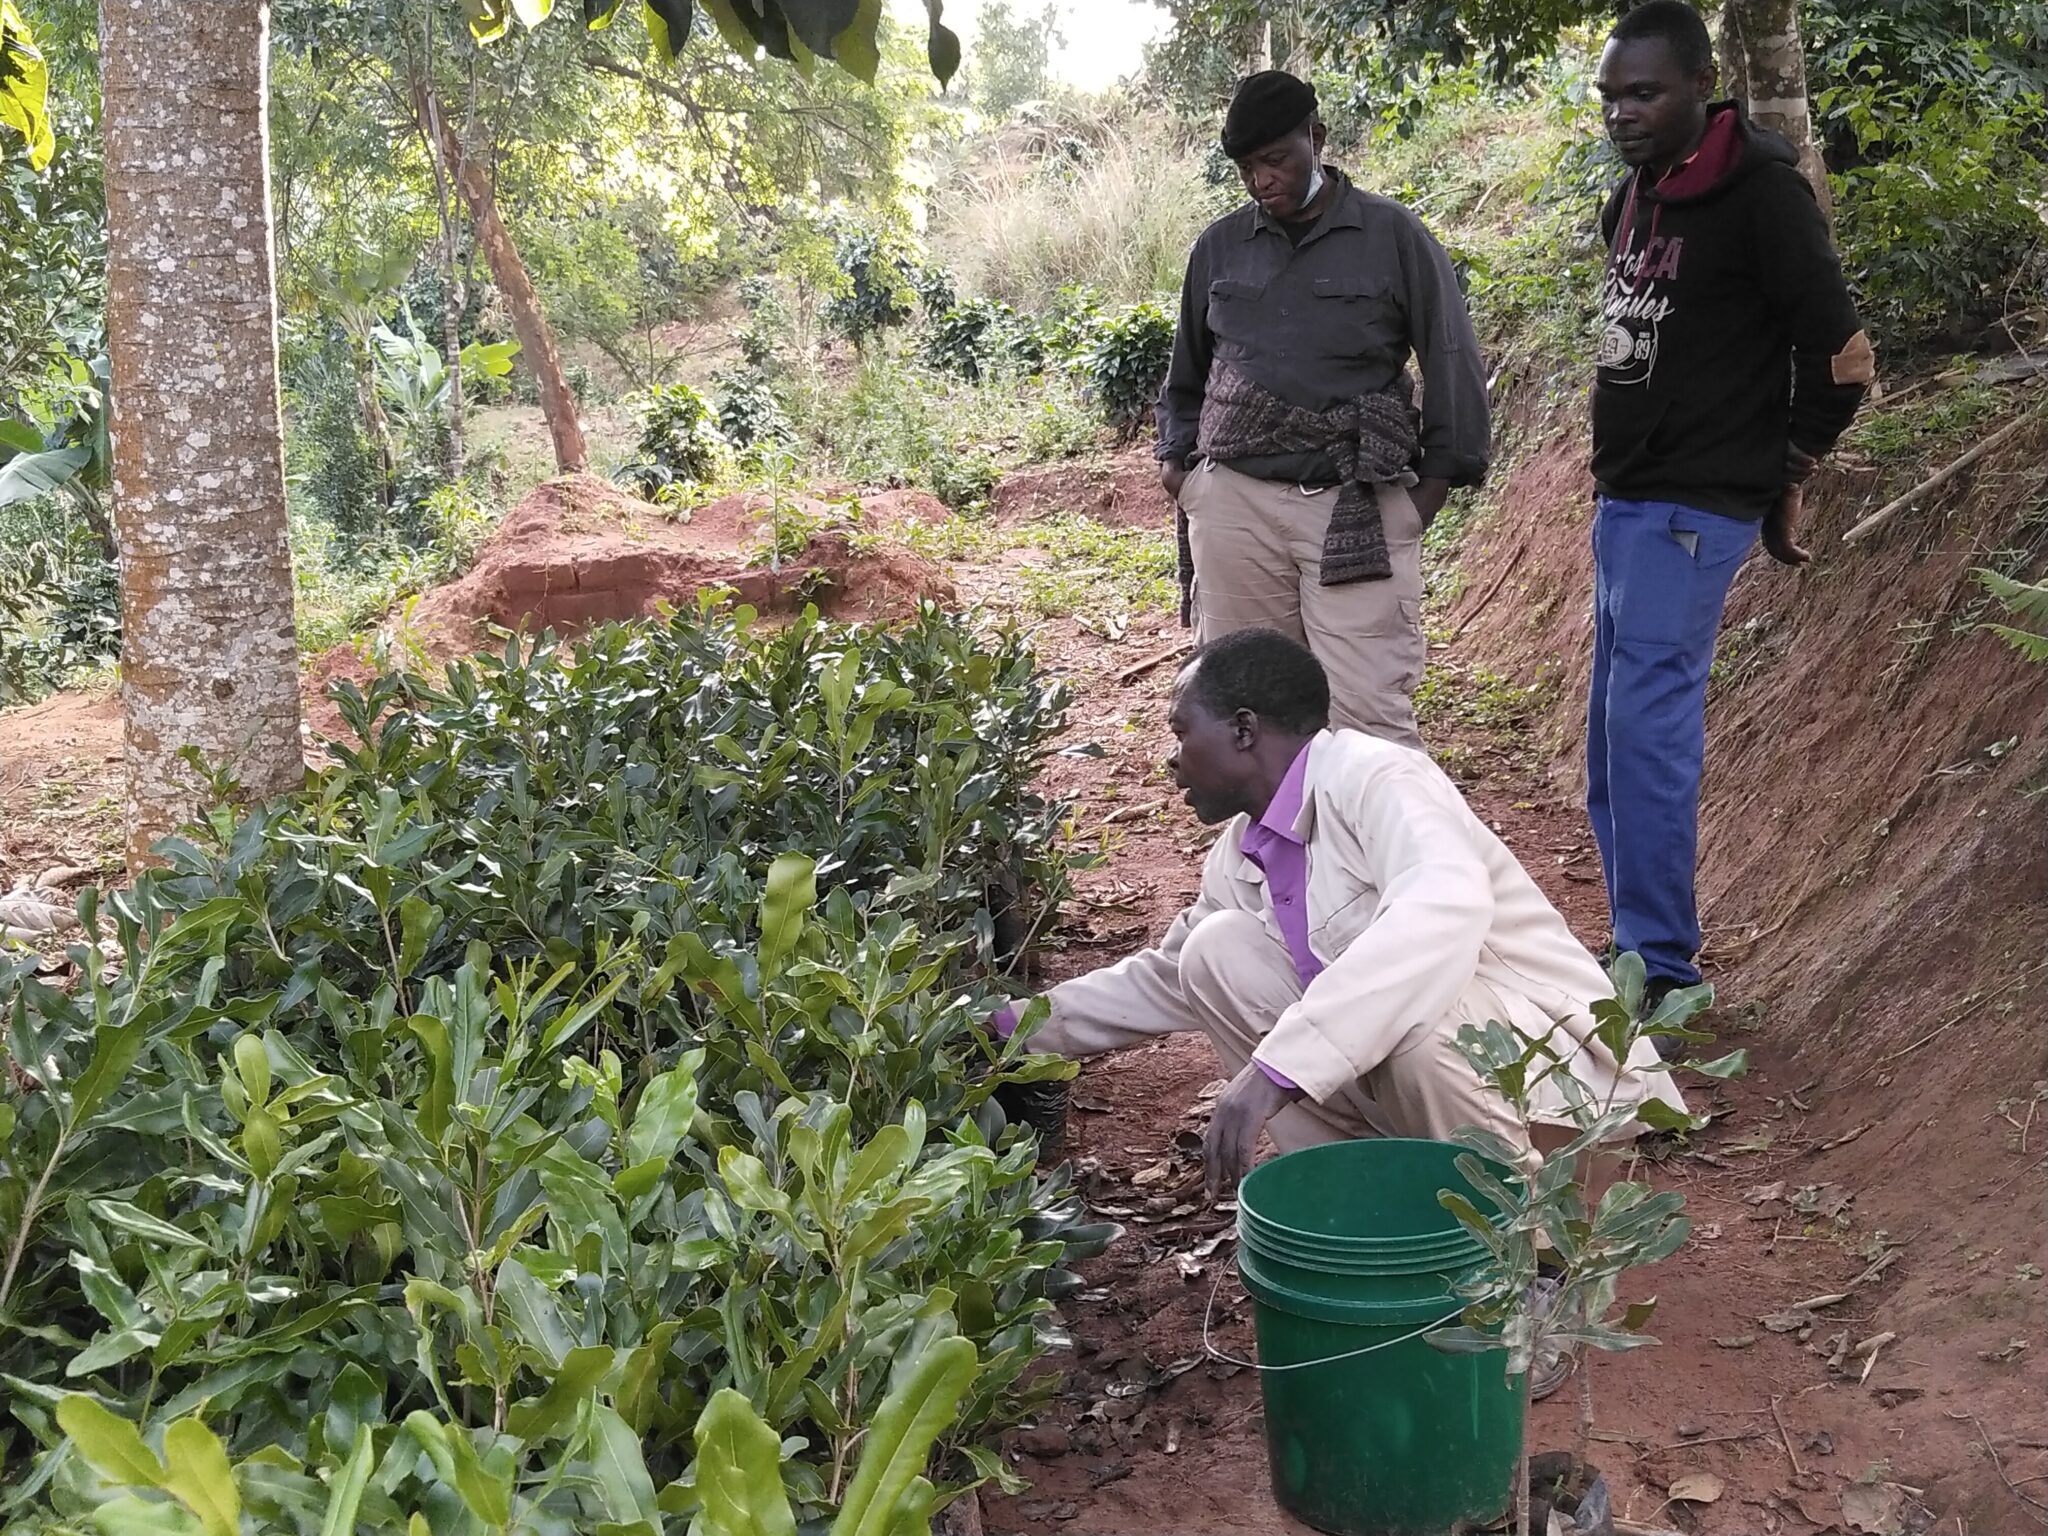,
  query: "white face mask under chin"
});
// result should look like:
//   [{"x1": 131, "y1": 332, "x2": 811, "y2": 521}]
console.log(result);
[{"x1": 1296, "y1": 163, "x2": 1325, "y2": 213}]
